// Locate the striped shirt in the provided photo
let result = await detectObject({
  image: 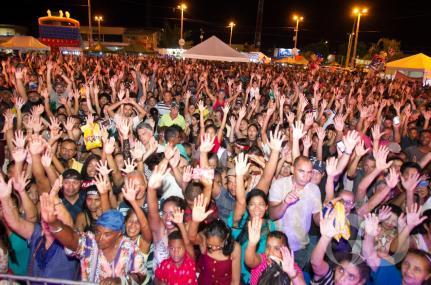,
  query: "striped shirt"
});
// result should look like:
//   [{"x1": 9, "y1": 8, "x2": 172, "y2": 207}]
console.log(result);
[
  {"x1": 311, "y1": 268, "x2": 334, "y2": 285},
  {"x1": 156, "y1": 102, "x2": 171, "y2": 116}
]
